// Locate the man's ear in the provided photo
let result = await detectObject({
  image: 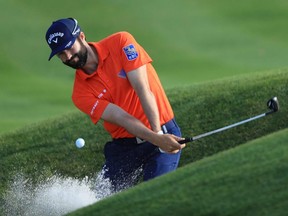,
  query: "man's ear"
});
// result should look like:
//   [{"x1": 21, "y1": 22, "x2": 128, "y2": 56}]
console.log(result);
[{"x1": 79, "y1": 31, "x2": 86, "y2": 41}]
